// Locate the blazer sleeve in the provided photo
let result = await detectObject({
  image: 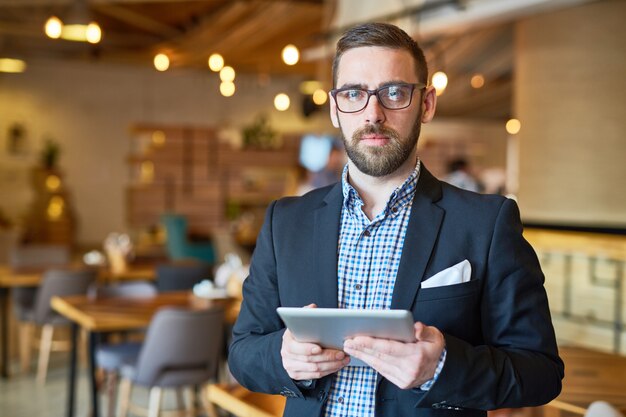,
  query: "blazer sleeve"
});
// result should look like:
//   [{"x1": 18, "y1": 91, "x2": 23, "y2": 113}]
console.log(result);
[
  {"x1": 228, "y1": 201, "x2": 305, "y2": 397},
  {"x1": 417, "y1": 198, "x2": 564, "y2": 409}
]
